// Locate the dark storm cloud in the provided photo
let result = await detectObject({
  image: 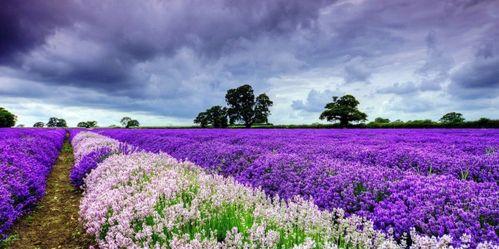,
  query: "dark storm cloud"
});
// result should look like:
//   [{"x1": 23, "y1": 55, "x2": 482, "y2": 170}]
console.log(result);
[
  {"x1": 1, "y1": 0, "x2": 498, "y2": 122},
  {"x1": 2, "y1": 0, "x2": 331, "y2": 92},
  {"x1": 449, "y1": 41, "x2": 499, "y2": 99},
  {"x1": 0, "y1": 1, "x2": 72, "y2": 62}
]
